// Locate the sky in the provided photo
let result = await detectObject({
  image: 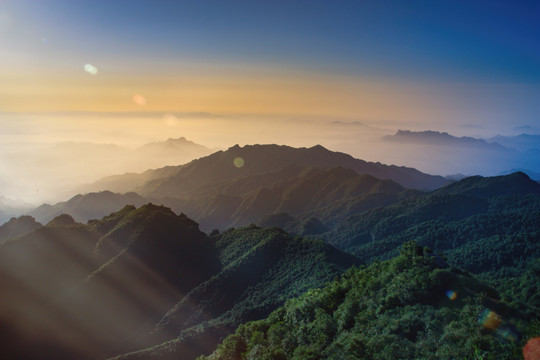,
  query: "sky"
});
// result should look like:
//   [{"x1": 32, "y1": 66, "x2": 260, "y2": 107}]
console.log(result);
[{"x1": 1, "y1": 0, "x2": 539, "y2": 202}]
